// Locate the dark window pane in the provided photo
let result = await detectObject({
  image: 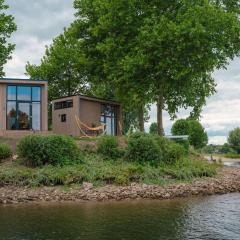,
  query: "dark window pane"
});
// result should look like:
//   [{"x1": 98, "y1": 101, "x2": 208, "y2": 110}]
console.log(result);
[
  {"x1": 18, "y1": 102, "x2": 30, "y2": 130},
  {"x1": 17, "y1": 86, "x2": 31, "y2": 101},
  {"x1": 61, "y1": 114, "x2": 67, "y2": 122},
  {"x1": 32, "y1": 102, "x2": 41, "y2": 130},
  {"x1": 54, "y1": 100, "x2": 73, "y2": 110},
  {"x1": 32, "y1": 87, "x2": 41, "y2": 101},
  {"x1": 7, "y1": 86, "x2": 16, "y2": 100},
  {"x1": 7, "y1": 102, "x2": 17, "y2": 130}
]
